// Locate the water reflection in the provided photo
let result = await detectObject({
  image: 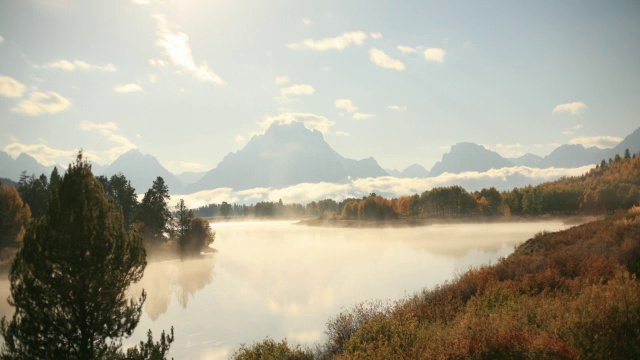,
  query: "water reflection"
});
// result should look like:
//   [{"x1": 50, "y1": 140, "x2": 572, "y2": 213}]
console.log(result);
[{"x1": 129, "y1": 254, "x2": 217, "y2": 320}]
